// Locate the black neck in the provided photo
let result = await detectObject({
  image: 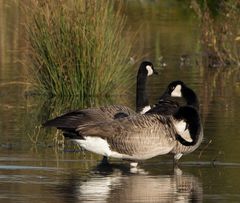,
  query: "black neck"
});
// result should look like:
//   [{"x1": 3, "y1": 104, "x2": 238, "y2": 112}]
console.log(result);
[
  {"x1": 136, "y1": 74, "x2": 149, "y2": 113},
  {"x1": 183, "y1": 87, "x2": 199, "y2": 110}
]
